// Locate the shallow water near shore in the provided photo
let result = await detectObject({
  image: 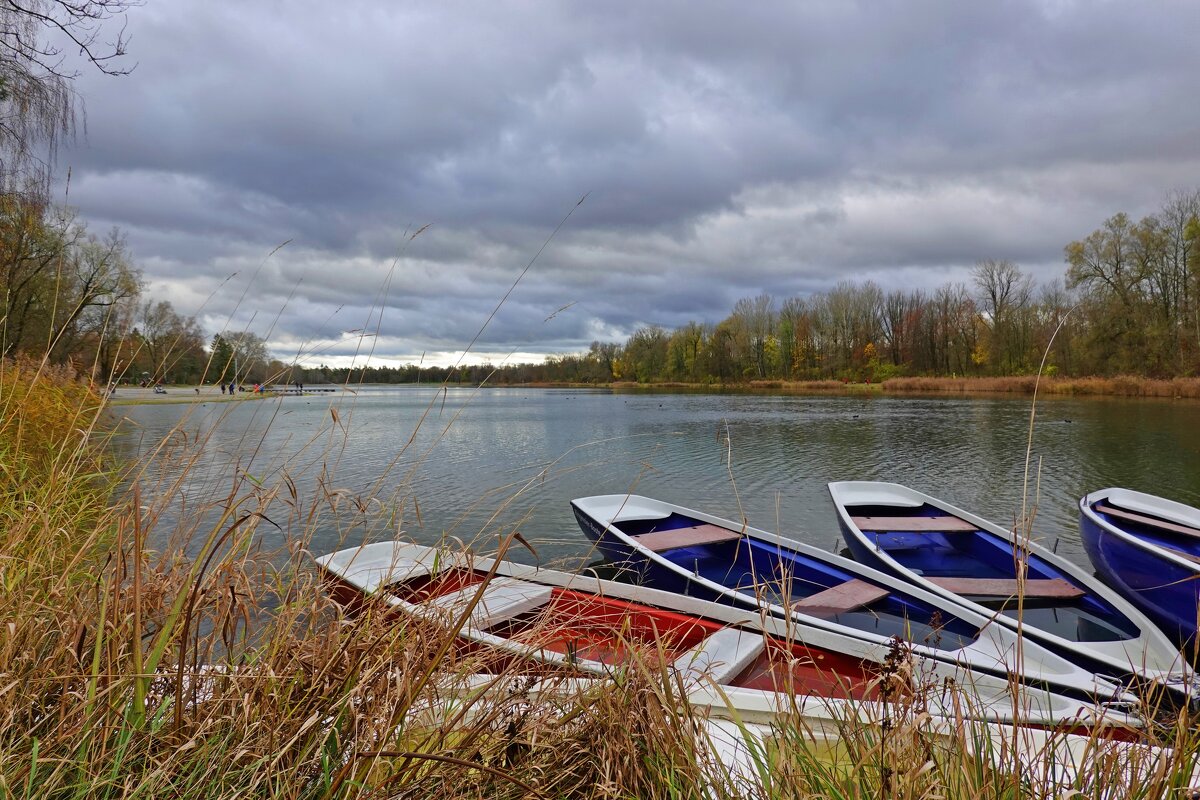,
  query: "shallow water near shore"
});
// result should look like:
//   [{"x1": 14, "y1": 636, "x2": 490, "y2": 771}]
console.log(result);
[{"x1": 112, "y1": 385, "x2": 1200, "y2": 571}]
